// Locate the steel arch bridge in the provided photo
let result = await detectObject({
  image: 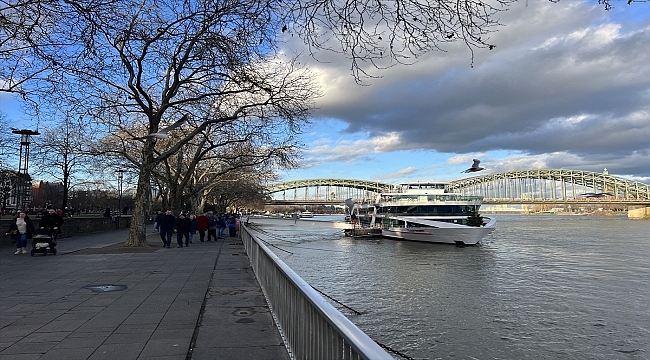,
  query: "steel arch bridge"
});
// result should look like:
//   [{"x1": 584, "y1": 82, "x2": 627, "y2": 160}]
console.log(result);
[
  {"x1": 448, "y1": 169, "x2": 649, "y2": 204},
  {"x1": 264, "y1": 170, "x2": 649, "y2": 205},
  {"x1": 265, "y1": 179, "x2": 395, "y2": 203}
]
